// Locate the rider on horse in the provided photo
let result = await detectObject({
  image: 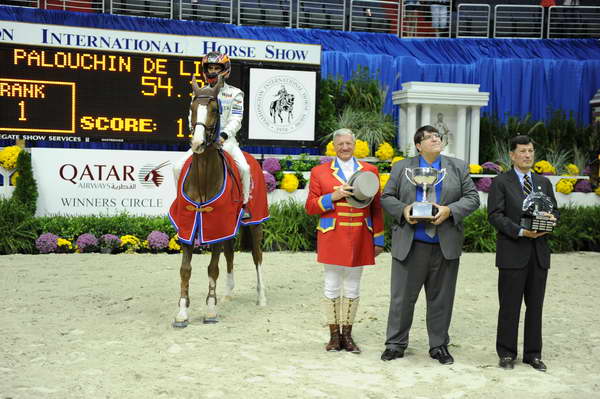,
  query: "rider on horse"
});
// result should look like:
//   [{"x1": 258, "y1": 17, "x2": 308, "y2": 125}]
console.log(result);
[{"x1": 174, "y1": 51, "x2": 251, "y2": 218}]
